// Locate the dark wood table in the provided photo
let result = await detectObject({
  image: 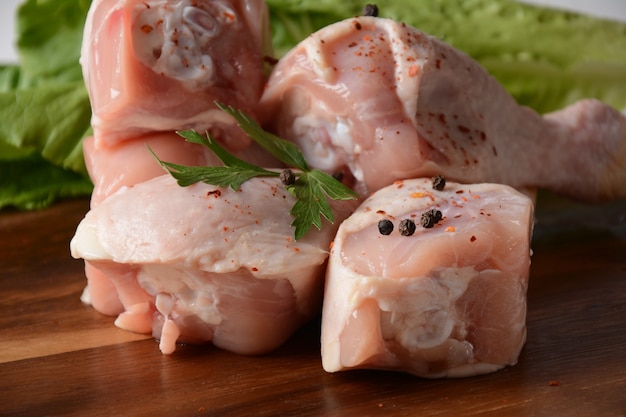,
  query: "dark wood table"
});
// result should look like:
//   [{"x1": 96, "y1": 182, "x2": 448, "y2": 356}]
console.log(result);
[{"x1": 1, "y1": 195, "x2": 625, "y2": 416}]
